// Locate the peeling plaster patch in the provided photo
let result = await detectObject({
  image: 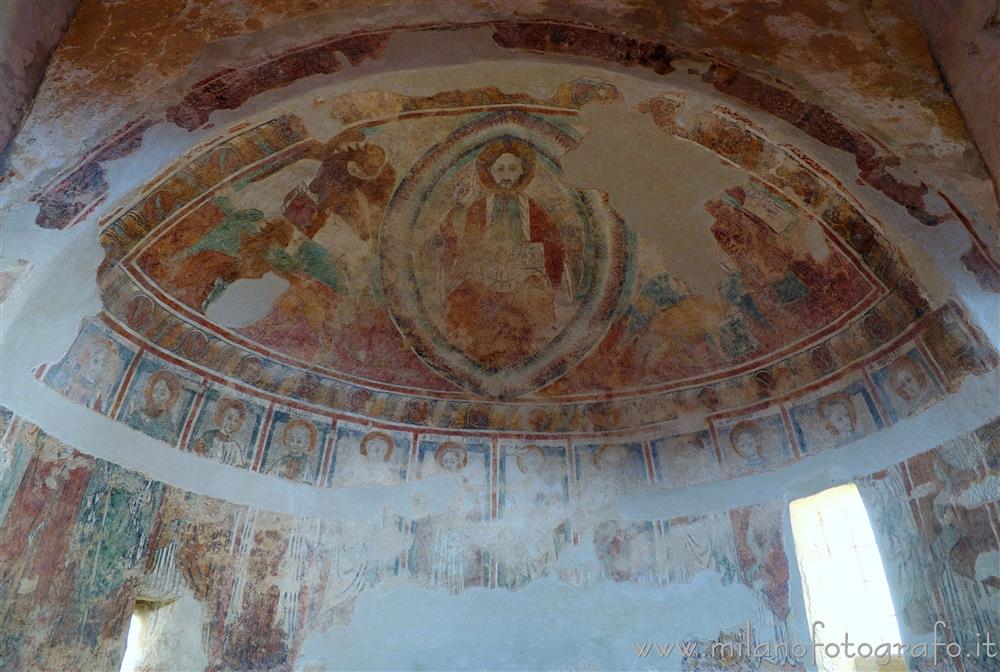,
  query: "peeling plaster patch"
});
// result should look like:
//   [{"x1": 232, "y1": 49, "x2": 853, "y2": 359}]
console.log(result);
[
  {"x1": 0, "y1": 258, "x2": 32, "y2": 304},
  {"x1": 166, "y1": 32, "x2": 392, "y2": 131},
  {"x1": 30, "y1": 117, "x2": 156, "y2": 230},
  {"x1": 702, "y1": 64, "x2": 943, "y2": 226},
  {"x1": 563, "y1": 99, "x2": 743, "y2": 297},
  {"x1": 961, "y1": 245, "x2": 1000, "y2": 291},
  {"x1": 938, "y1": 191, "x2": 1000, "y2": 291},
  {"x1": 204, "y1": 272, "x2": 289, "y2": 328},
  {"x1": 0, "y1": 0, "x2": 79, "y2": 155},
  {"x1": 491, "y1": 21, "x2": 680, "y2": 75}
]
